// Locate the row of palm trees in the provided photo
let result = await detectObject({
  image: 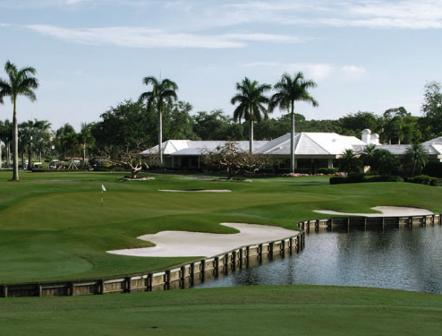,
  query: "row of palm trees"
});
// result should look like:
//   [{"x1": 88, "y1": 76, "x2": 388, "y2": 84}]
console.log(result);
[
  {"x1": 0, "y1": 60, "x2": 39, "y2": 181},
  {"x1": 139, "y1": 72, "x2": 318, "y2": 174}
]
